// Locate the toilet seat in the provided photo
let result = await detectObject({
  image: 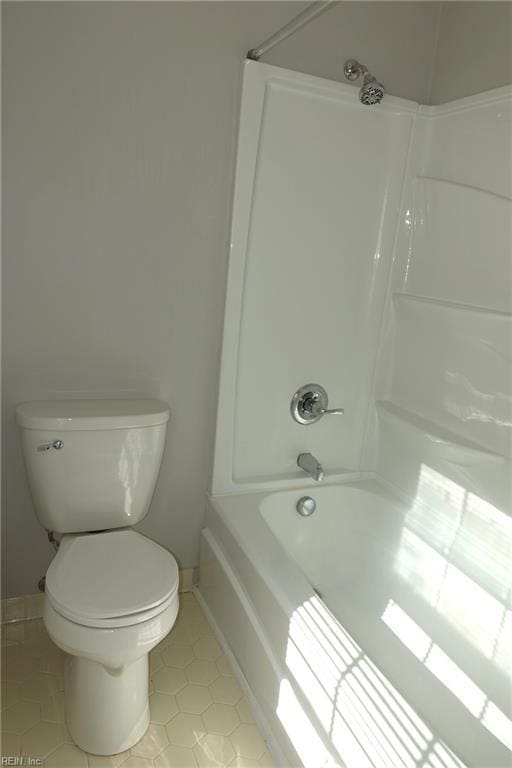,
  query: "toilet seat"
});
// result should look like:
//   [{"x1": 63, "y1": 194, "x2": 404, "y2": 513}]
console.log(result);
[
  {"x1": 46, "y1": 529, "x2": 179, "y2": 628},
  {"x1": 46, "y1": 587, "x2": 178, "y2": 629}
]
